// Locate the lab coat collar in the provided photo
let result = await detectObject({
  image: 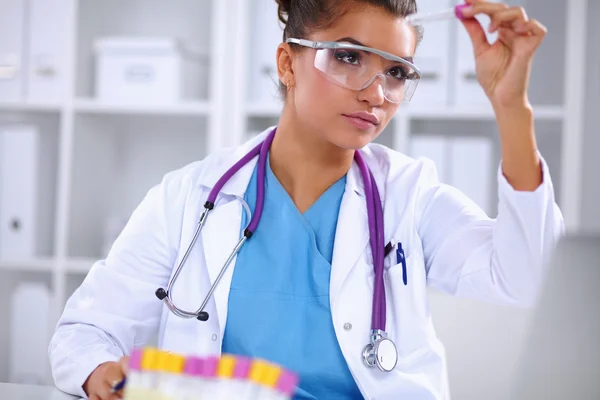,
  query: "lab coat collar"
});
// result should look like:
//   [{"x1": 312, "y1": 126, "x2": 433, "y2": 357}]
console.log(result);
[
  {"x1": 198, "y1": 126, "x2": 386, "y2": 202},
  {"x1": 350, "y1": 145, "x2": 388, "y2": 202}
]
